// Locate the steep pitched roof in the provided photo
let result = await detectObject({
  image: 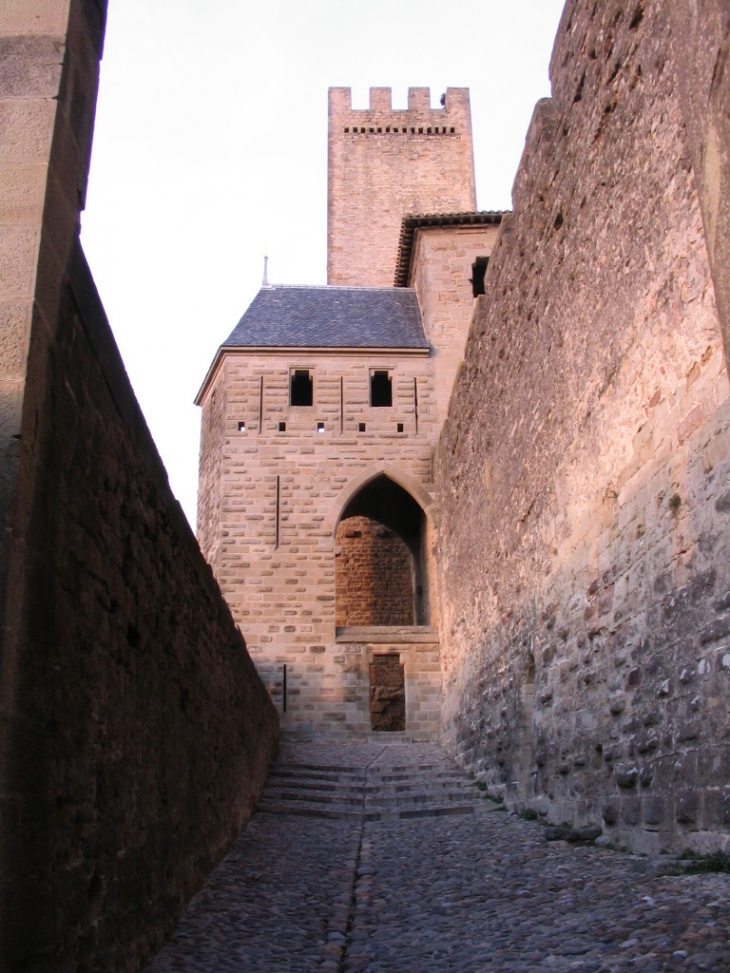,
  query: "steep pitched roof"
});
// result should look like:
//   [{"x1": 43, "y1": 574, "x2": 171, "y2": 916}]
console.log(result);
[{"x1": 222, "y1": 285, "x2": 429, "y2": 349}]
